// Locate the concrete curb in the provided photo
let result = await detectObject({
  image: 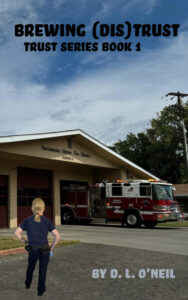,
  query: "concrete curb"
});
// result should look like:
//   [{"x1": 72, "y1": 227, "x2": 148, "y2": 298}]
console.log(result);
[{"x1": 0, "y1": 247, "x2": 26, "y2": 257}]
